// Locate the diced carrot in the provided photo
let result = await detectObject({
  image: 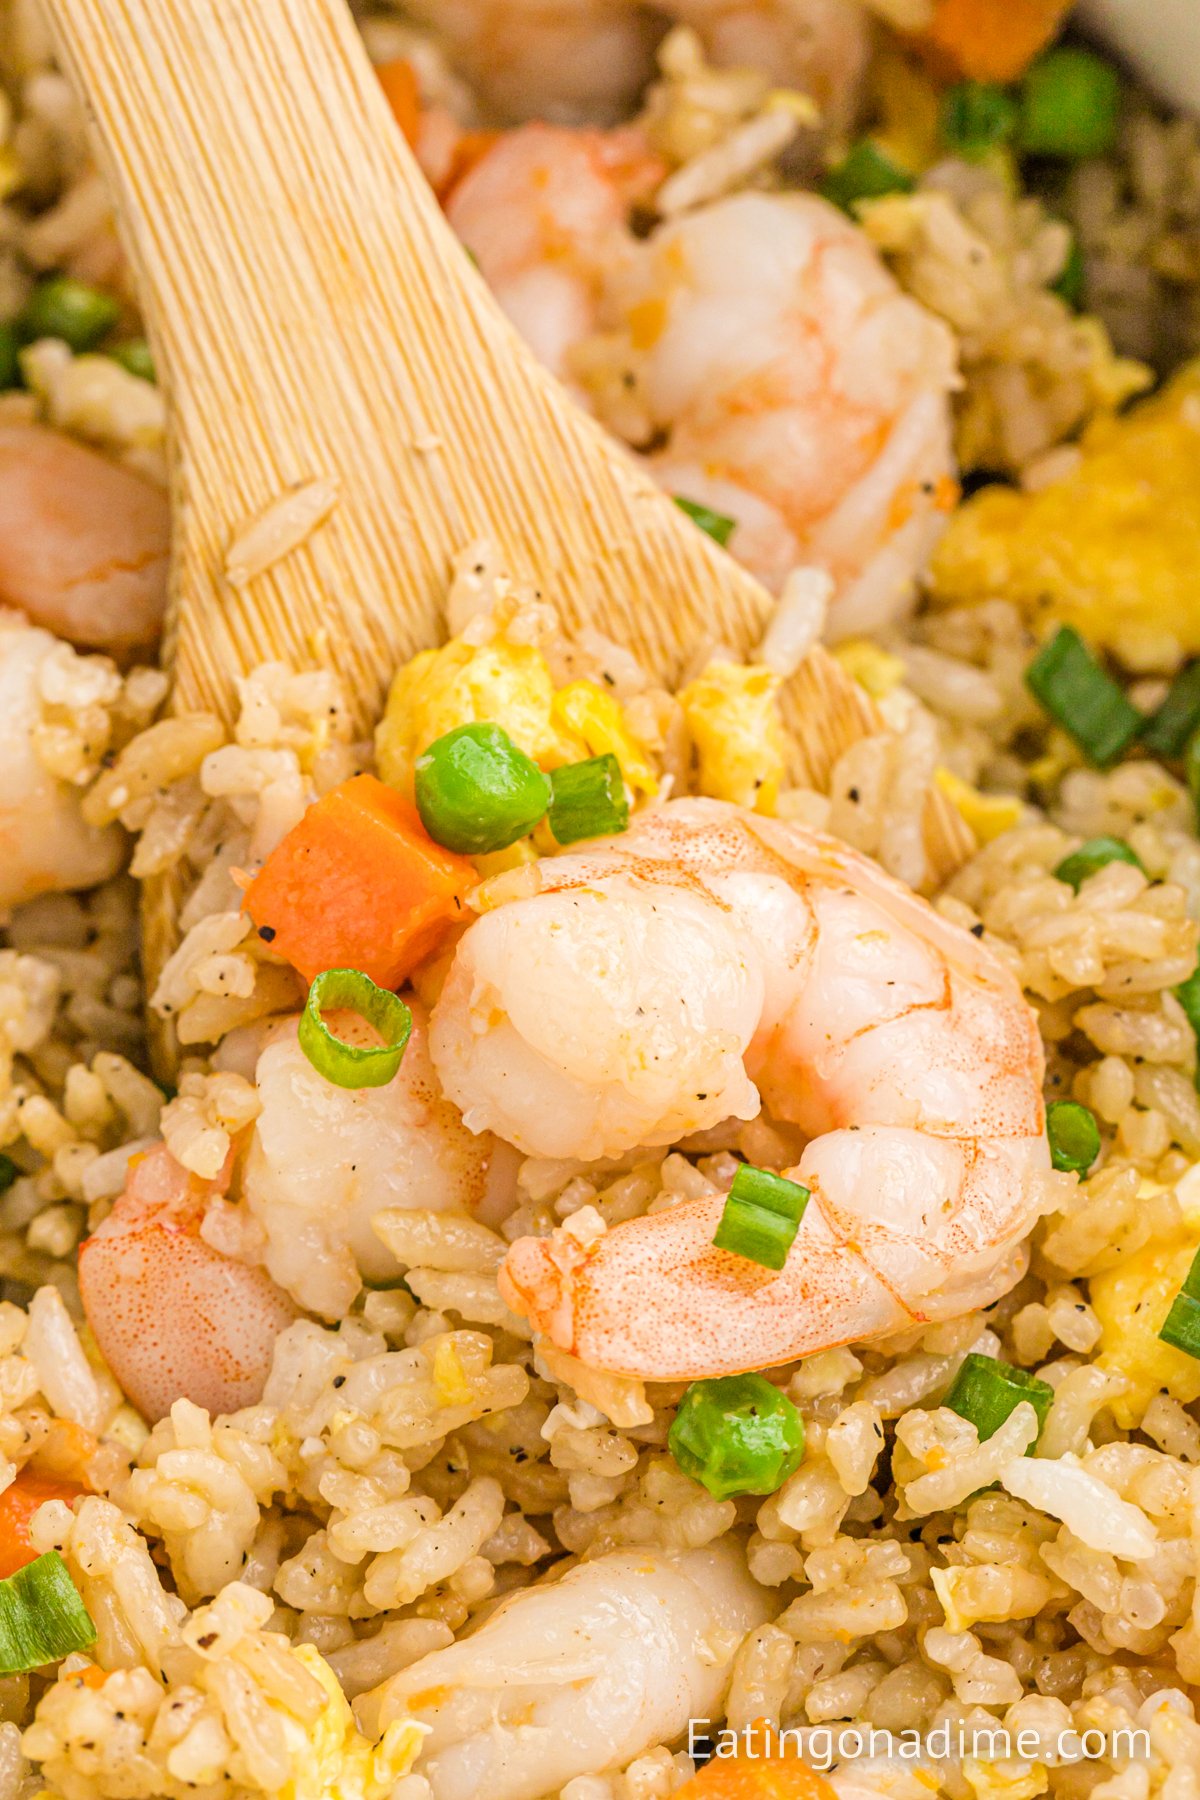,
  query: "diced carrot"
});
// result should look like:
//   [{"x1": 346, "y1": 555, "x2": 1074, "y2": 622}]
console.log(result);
[
  {"x1": 911, "y1": 0, "x2": 1072, "y2": 82},
  {"x1": 31, "y1": 1419, "x2": 98, "y2": 1485},
  {"x1": 674, "y1": 1757, "x2": 838, "y2": 1800},
  {"x1": 376, "y1": 58, "x2": 421, "y2": 147},
  {"x1": 0, "y1": 1471, "x2": 84, "y2": 1579},
  {"x1": 243, "y1": 774, "x2": 475, "y2": 990}
]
